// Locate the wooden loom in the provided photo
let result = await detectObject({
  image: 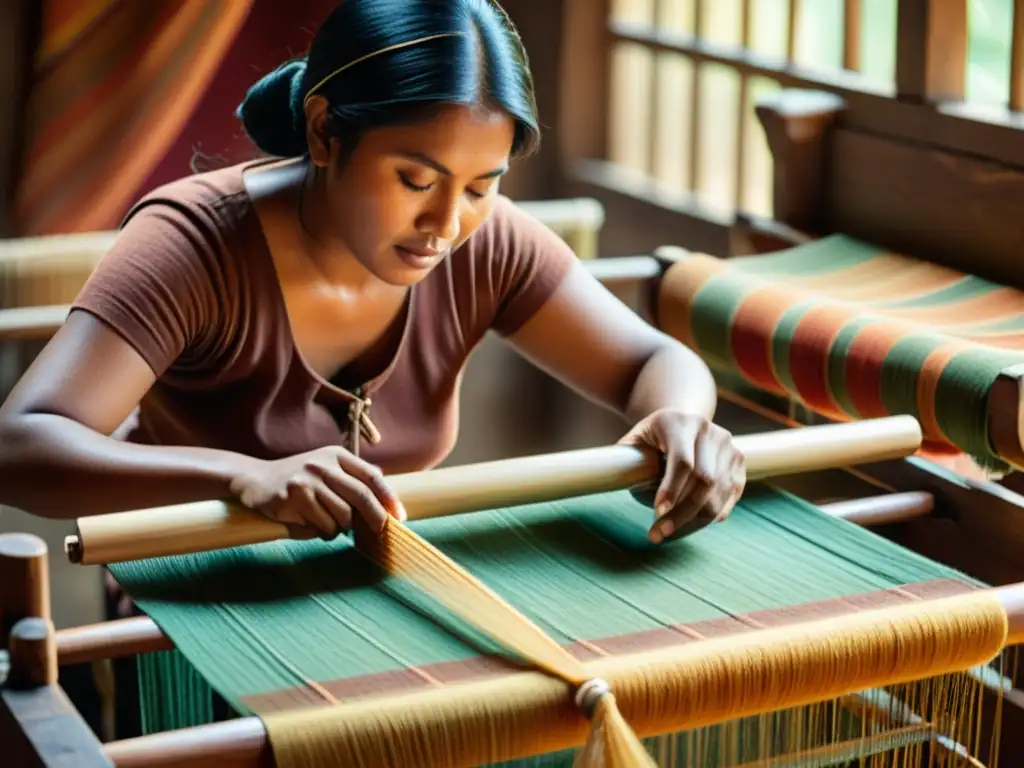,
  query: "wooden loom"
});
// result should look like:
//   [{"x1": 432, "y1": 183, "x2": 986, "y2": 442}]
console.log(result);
[
  {"x1": 2, "y1": 191, "x2": 1024, "y2": 764},
  {"x1": 4, "y1": 414, "x2": 1024, "y2": 767}
]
